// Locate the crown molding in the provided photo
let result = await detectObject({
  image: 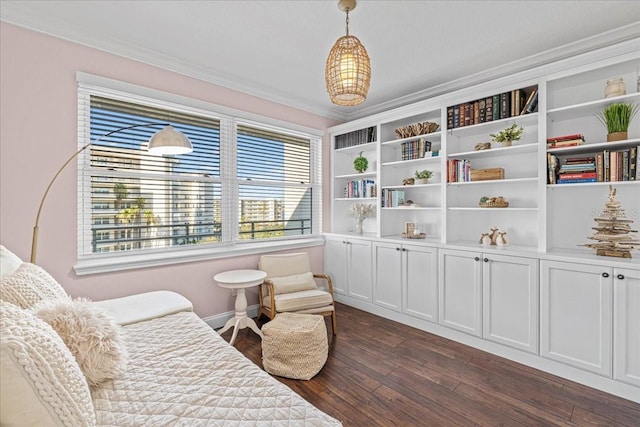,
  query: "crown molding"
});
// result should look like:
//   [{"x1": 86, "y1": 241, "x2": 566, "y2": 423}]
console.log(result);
[{"x1": 2, "y1": 3, "x2": 639, "y2": 124}]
